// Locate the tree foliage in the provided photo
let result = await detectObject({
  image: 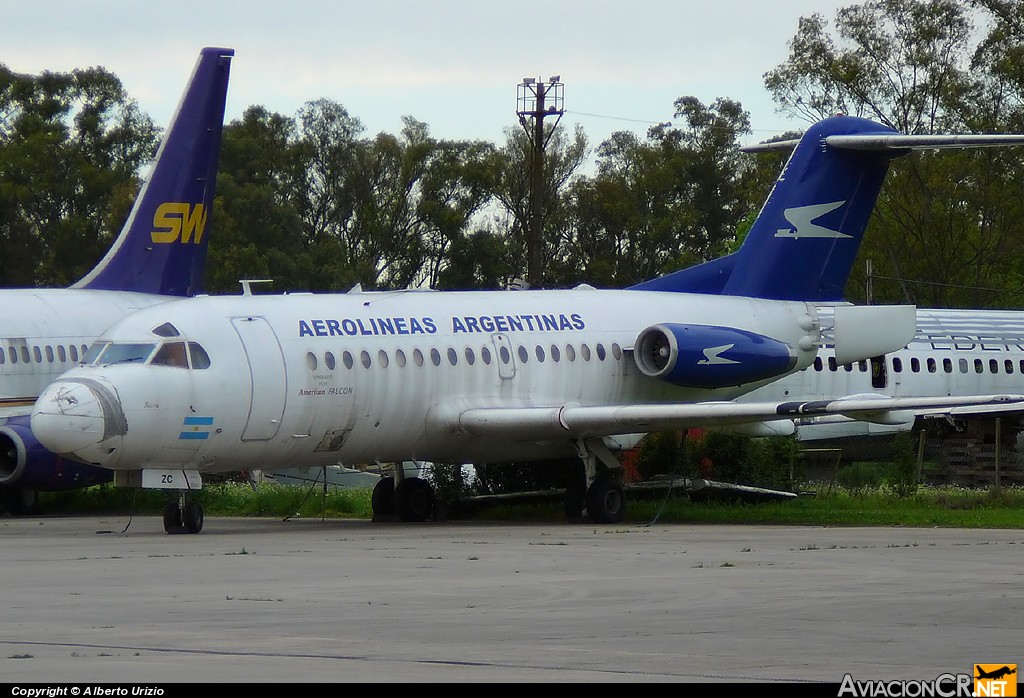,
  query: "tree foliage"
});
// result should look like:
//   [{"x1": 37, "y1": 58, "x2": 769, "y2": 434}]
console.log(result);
[{"x1": 0, "y1": 63, "x2": 157, "y2": 287}]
